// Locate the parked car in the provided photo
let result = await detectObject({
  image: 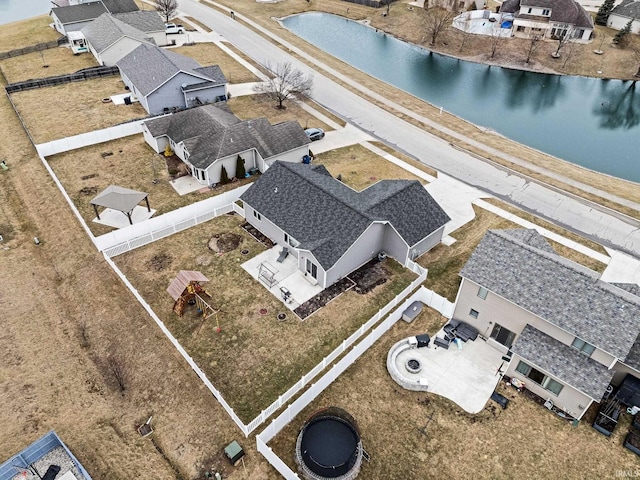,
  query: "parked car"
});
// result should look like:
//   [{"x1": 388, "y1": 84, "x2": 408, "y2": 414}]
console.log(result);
[
  {"x1": 305, "y1": 128, "x2": 325, "y2": 141},
  {"x1": 165, "y1": 23, "x2": 185, "y2": 34}
]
